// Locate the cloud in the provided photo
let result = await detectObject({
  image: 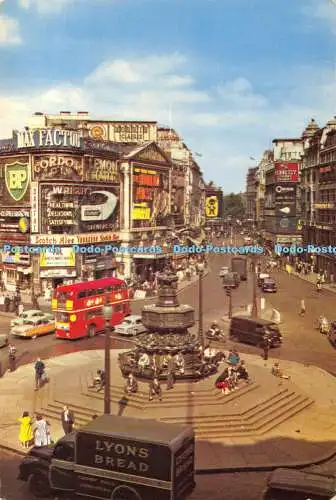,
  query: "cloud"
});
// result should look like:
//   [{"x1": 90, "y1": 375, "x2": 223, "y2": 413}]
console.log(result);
[
  {"x1": 1, "y1": 53, "x2": 336, "y2": 191},
  {"x1": 302, "y1": 0, "x2": 336, "y2": 34},
  {"x1": 86, "y1": 53, "x2": 188, "y2": 85},
  {"x1": 18, "y1": 0, "x2": 78, "y2": 14},
  {"x1": 217, "y1": 77, "x2": 268, "y2": 109},
  {"x1": 18, "y1": 0, "x2": 113, "y2": 14},
  {"x1": 0, "y1": 15, "x2": 21, "y2": 45}
]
